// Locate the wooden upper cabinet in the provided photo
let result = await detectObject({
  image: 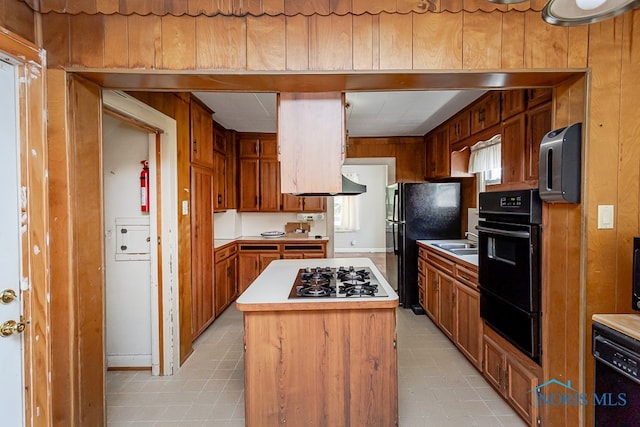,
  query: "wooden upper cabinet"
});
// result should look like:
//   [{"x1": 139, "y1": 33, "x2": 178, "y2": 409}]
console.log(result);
[
  {"x1": 501, "y1": 113, "x2": 526, "y2": 185},
  {"x1": 190, "y1": 97, "x2": 214, "y2": 167},
  {"x1": 527, "y1": 88, "x2": 552, "y2": 108},
  {"x1": 501, "y1": 90, "x2": 526, "y2": 120},
  {"x1": 282, "y1": 194, "x2": 326, "y2": 212},
  {"x1": 470, "y1": 92, "x2": 501, "y2": 135},
  {"x1": 526, "y1": 102, "x2": 553, "y2": 183},
  {"x1": 448, "y1": 111, "x2": 470, "y2": 144},
  {"x1": 238, "y1": 134, "x2": 280, "y2": 212},
  {"x1": 278, "y1": 92, "x2": 345, "y2": 194},
  {"x1": 213, "y1": 151, "x2": 226, "y2": 211},
  {"x1": 213, "y1": 125, "x2": 226, "y2": 153},
  {"x1": 425, "y1": 128, "x2": 449, "y2": 179}
]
